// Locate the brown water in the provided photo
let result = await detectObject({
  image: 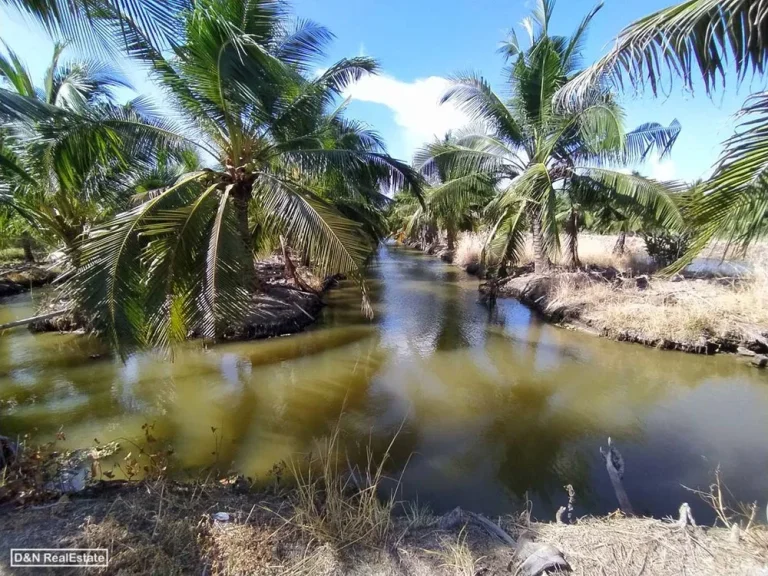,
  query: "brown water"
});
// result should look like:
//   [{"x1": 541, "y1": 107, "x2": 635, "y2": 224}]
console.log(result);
[{"x1": 1, "y1": 245, "x2": 767, "y2": 520}]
